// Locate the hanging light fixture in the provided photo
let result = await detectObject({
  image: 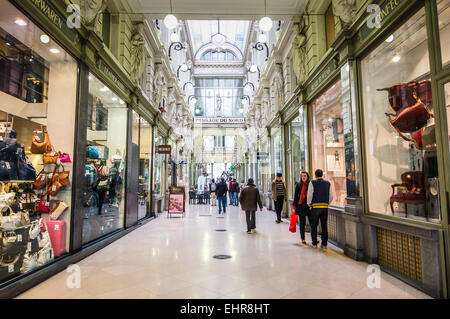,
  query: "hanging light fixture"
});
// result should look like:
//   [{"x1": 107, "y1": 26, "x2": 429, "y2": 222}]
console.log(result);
[
  {"x1": 259, "y1": 0, "x2": 273, "y2": 32},
  {"x1": 164, "y1": 0, "x2": 178, "y2": 29}
]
